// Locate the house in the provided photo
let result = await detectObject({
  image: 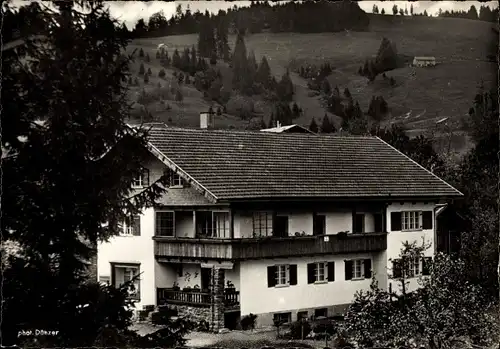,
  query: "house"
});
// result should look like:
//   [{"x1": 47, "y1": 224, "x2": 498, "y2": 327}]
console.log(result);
[
  {"x1": 412, "y1": 56, "x2": 437, "y2": 67},
  {"x1": 97, "y1": 121, "x2": 462, "y2": 331},
  {"x1": 260, "y1": 123, "x2": 315, "y2": 134}
]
